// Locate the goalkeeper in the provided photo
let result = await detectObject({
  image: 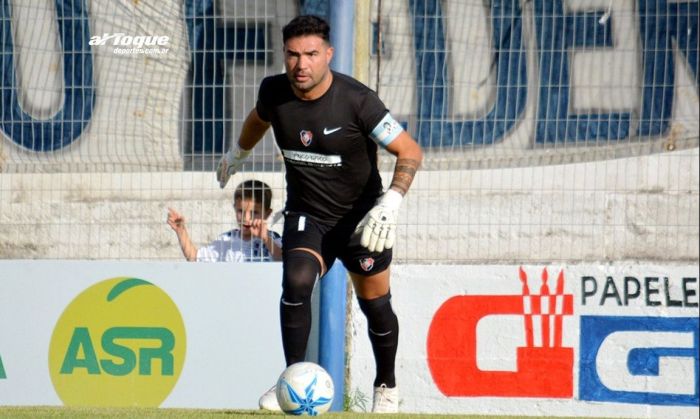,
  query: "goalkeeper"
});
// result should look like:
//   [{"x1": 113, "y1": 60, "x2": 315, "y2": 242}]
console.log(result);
[{"x1": 216, "y1": 15, "x2": 422, "y2": 414}]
